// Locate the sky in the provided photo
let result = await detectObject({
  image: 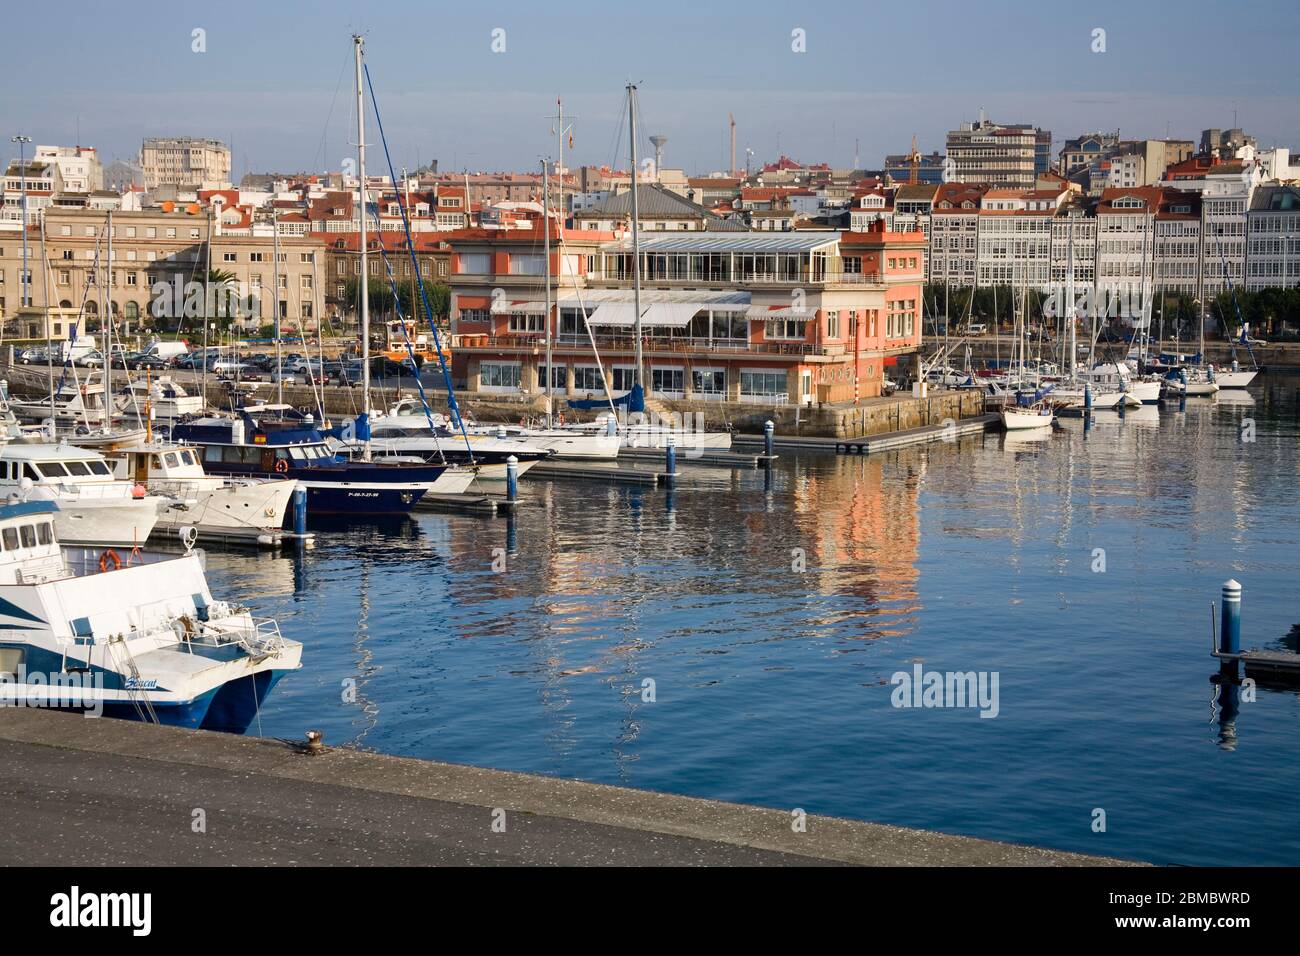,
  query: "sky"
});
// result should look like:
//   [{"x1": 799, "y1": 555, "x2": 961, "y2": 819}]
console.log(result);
[{"x1": 3, "y1": 0, "x2": 1298, "y2": 179}]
